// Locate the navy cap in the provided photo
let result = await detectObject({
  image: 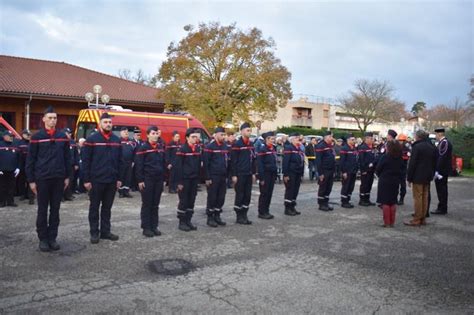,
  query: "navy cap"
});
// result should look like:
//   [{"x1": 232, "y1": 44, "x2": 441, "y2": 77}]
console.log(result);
[
  {"x1": 43, "y1": 105, "x2": 55, "y2": 114},
  {"x1": 387, "y1": 129, "x2": 398, "y2": 138},
  {"x1": 240, "y1": 122, "x2": 251, "y2": 130},
  {"x1": 364, "y1": 132, "x2": 374, "y2": 137},
  {"x1": 172, "y1": 130, "x2": 179, "y2": 136},
  {"x1": 134, "y1": 127, "x2": 141, "y2": 133},
  {"x1": 186, "y1": 127, "x2": 197, "y2": 137},
  {"x1": 146, "y1": 126, "x2": 158, "y2": 134},
  {"x1": 262, "y1": 131, "x2": 275, "y2": 139},
  {"x1": 214, "y1": 127, "x2": 225, "y2": 133},
  {"x1": 120, "y1": 127, "x2": 128, "y2": 131},
  {"x1": 434, "y1": 127, "x2": 445, "y2": 133},
  {"x1": 289, "y1": 132, "x2": 300, "y2": 137},
  {"x1": 100, "y1": 112, "x2": 112, "y2": 120}
]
